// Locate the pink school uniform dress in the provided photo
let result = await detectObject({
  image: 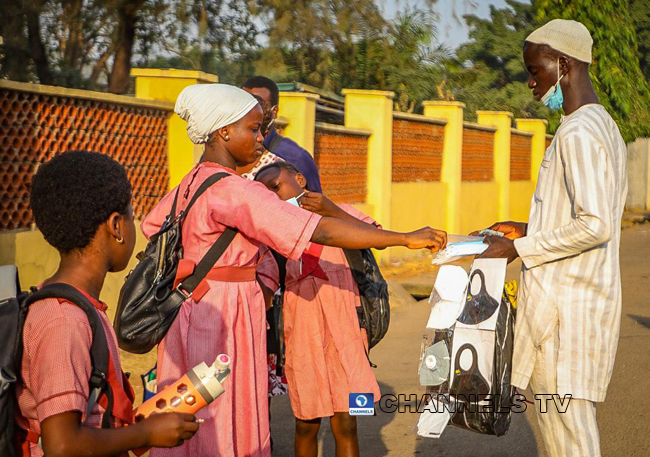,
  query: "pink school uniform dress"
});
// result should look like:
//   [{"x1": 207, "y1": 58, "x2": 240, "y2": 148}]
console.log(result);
[
  {"x1": 258, "y1": 204, "x2": 381, "y2": 420},
  {"x1": 16, "y1": 290, "x2": 133, "y2": 457},
  {"x1": 142, "y1": 162, "x2": 321, "y2": 457}
]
